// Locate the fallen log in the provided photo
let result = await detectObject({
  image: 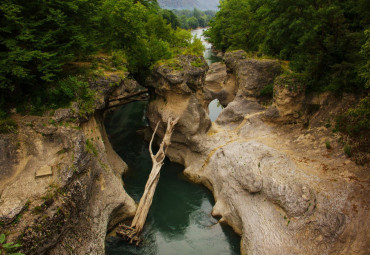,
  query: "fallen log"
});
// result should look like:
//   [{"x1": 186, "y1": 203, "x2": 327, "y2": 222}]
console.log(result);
[{"x1": 117, "y1": 116, "x2": 180, "y2": 245}]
